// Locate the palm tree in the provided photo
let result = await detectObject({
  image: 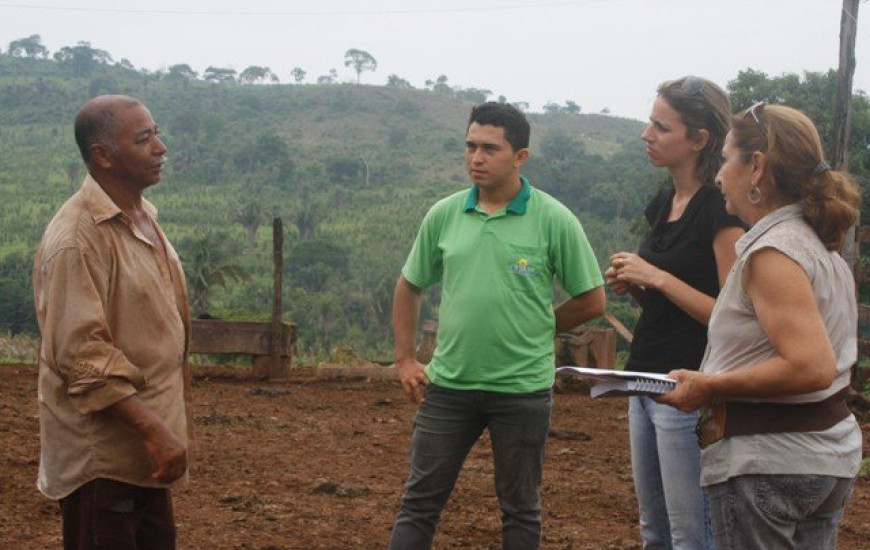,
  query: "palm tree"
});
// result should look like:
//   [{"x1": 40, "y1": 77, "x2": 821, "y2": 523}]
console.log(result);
[
  {"x1": 235, "y1": 202, "x2": 265, "y2": 246},
  {"x1": 180, "y1": 233, "x2": 249, "y2": 316}
]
